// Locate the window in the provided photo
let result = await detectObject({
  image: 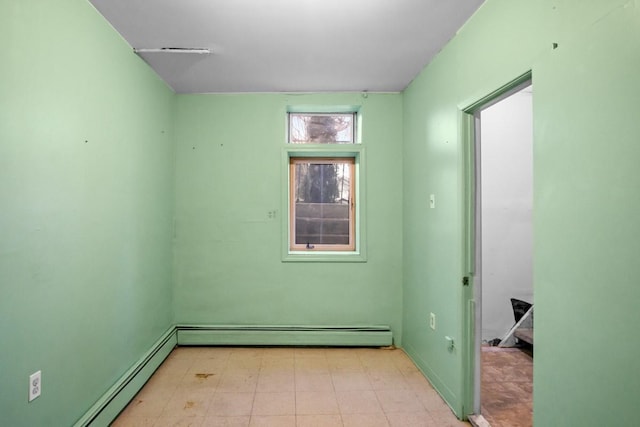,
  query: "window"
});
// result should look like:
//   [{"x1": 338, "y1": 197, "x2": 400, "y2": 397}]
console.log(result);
[
  {"x1": 289, "y1": 113, "x2": 355, "y2": 144},
  {"x1": 284, "y1": 110, "x2": 365, "y2": 261},
  {"x1": 289, "y1": 157, "x2": 355, "y2": 251}
]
